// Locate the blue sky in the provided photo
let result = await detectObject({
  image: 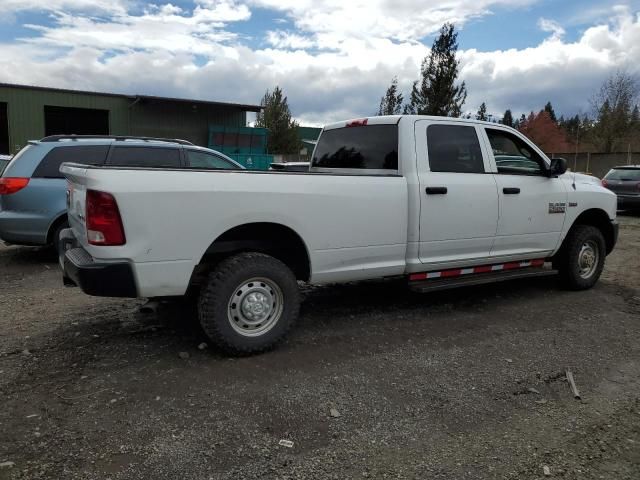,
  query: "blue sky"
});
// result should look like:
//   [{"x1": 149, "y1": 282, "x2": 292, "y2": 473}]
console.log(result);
[{"x1": 0, "y1": 1, "x2": 639, "y2": 125}]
